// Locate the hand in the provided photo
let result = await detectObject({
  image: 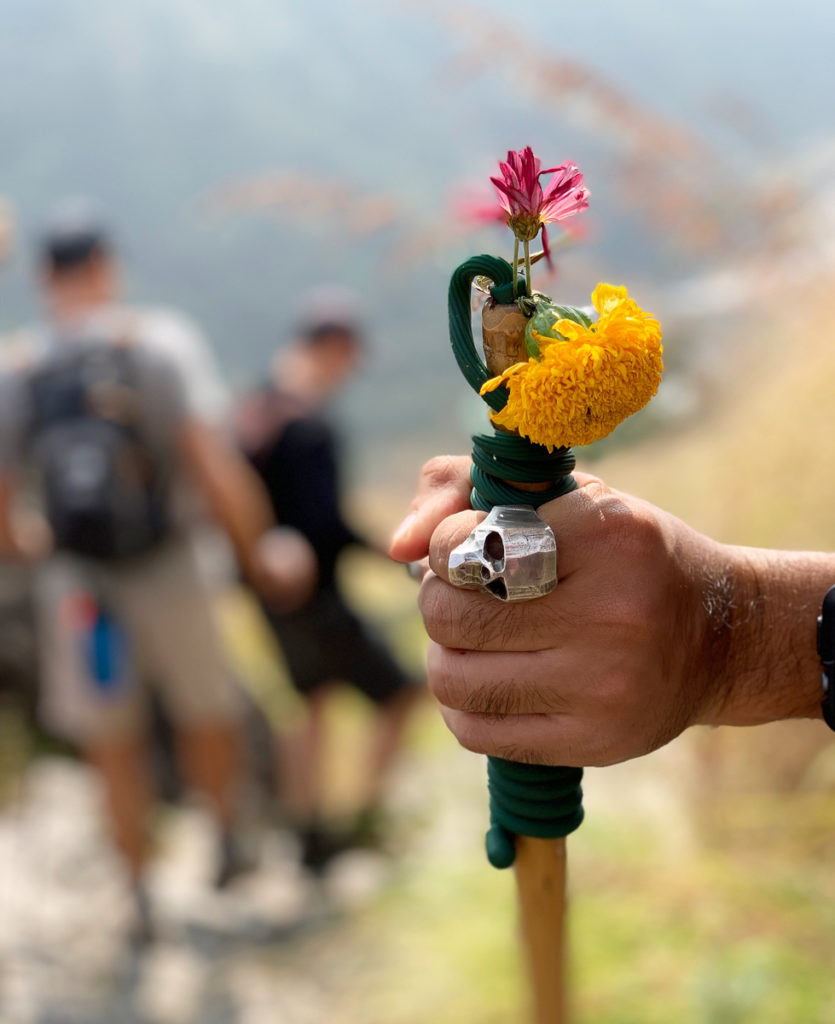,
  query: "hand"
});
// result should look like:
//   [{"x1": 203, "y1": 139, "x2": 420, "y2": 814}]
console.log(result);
[
  {"x1": 391, "y1": 457, "x2": 829, "y2": 767},
  {"x1": 250, "y1": 527, "x2": 319, "y2": 613}
]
